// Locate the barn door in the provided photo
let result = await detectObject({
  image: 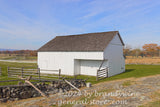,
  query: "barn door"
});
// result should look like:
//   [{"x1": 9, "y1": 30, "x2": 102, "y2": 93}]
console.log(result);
[{"x1": 80, "y1": 60, "x2": 104, "y2": 76}]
